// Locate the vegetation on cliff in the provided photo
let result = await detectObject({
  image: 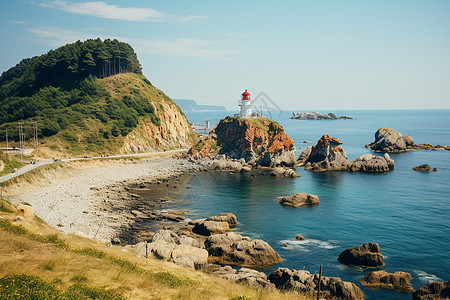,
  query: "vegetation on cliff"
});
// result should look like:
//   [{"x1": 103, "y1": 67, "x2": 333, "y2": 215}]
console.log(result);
[{"x1": 0, "y1": 39, "x2": 195, "y2": 156}]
